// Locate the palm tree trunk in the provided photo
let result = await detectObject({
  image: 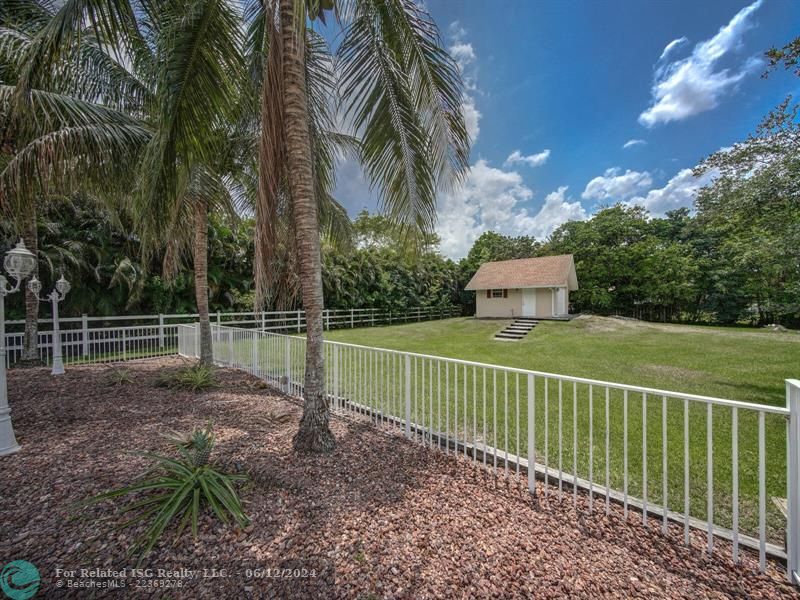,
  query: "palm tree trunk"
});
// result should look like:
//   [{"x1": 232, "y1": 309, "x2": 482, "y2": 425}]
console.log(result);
[
  {"x1": 280, "y1": 0, "x2": 334, "y2": 453},
  {"x1": 193, "y1": 198, "x2": 213, "y2": 366},
  {"x1": 21, "y1": 202, "x2": 41, "y2": 365}
]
